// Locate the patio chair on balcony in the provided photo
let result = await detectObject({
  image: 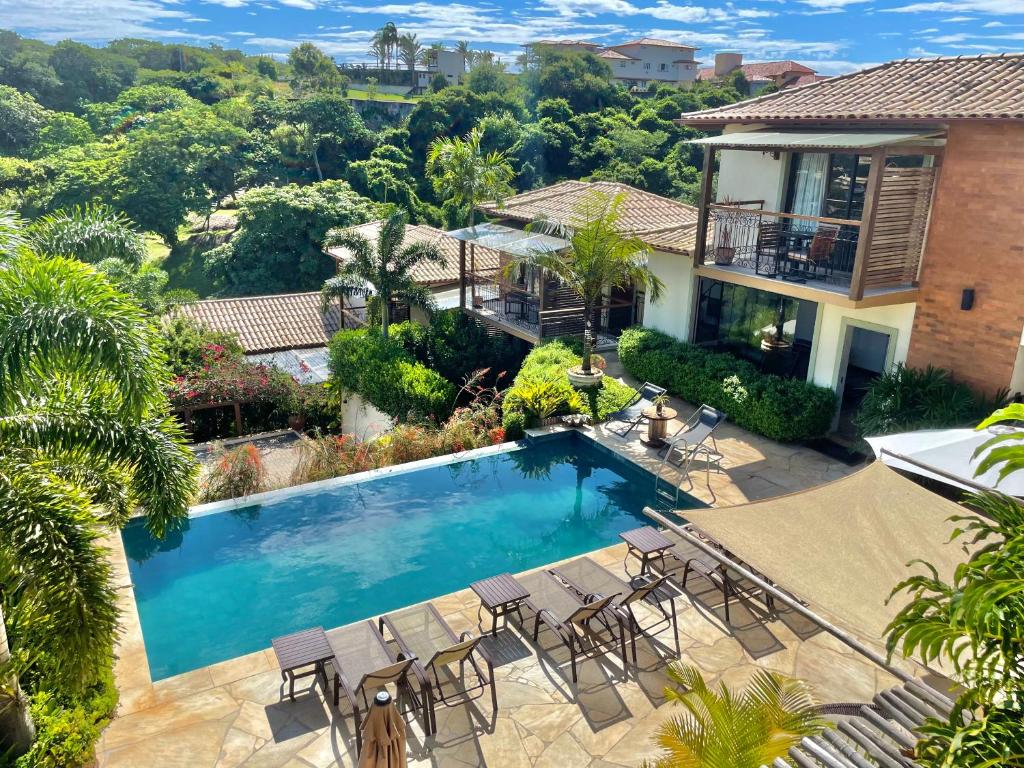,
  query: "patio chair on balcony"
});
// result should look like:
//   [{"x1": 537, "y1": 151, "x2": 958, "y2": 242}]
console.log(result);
[
  {"x1": 514, "y1": 570, "x2": 628, "y2": 683},
  {"x1": 754, "y1": 220, "x2": 784, "y2": 276},
  {"x1": 607, "y1": 382, "x2": 668, "y2": 438},
  {"x1": 327, "y1": 620, "x2": 426, "y2": 753},
  {"x1": 549, "y1": 556, "x2": 679, "y2": 664},
  {"x1": 787, "y1": 224, "x2": 839, "y2": 280},
  {"x1": 379, "y1": 602, "x2": 498, "y2": 735}
]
